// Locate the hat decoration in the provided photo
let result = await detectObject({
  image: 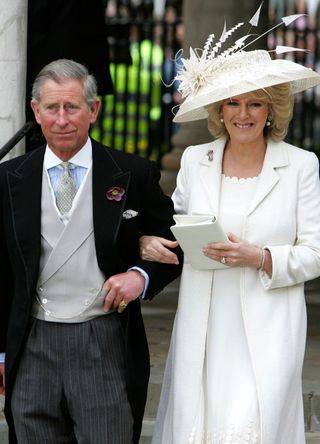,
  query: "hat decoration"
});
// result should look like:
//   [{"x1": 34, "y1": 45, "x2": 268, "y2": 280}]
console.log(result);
[{"x1": 172, "y1": 3, "x2": 320, "y2": 122}]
